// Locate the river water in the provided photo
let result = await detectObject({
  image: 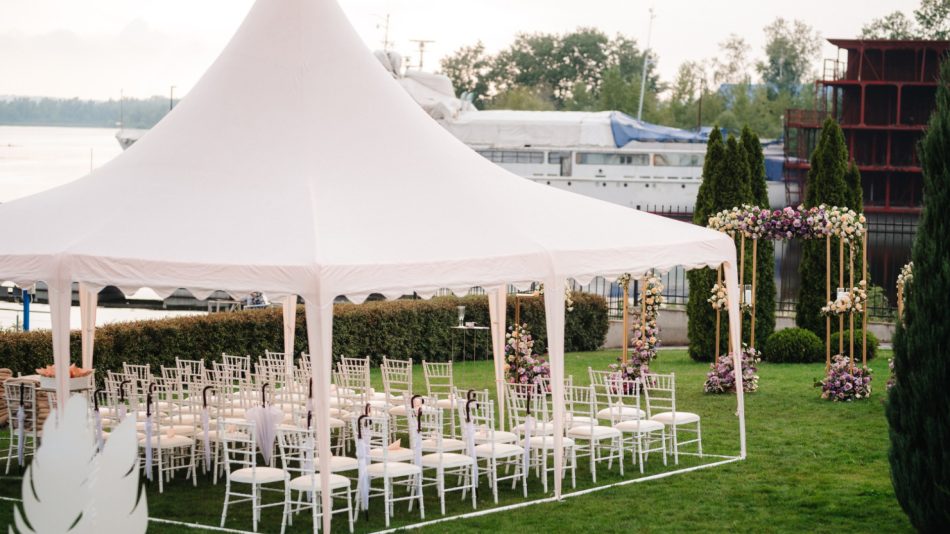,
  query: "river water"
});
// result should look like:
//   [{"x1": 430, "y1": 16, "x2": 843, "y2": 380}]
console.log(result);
[{"x1": 0, "y1": 125, "x2": 913, "y2": 329}]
